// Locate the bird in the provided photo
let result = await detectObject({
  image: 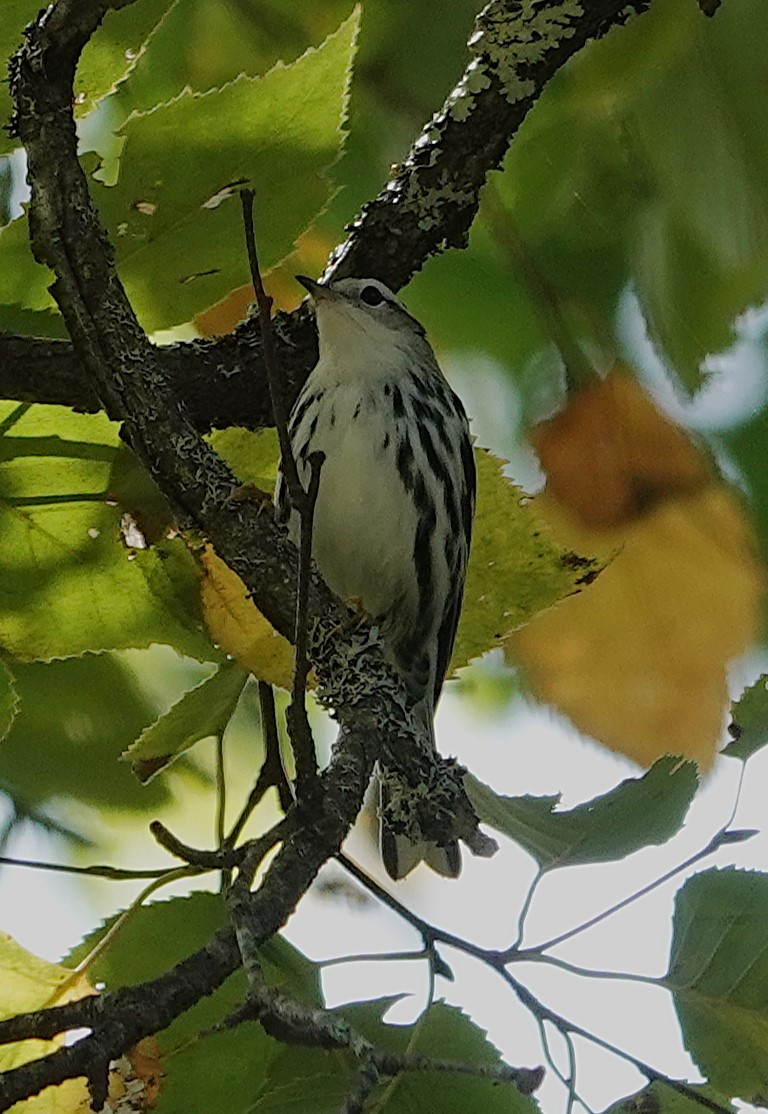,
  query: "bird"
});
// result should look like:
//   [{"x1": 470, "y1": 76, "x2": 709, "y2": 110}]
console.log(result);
[{"x1": 275, "y1": 274, "x2": 476, "y2": 879}]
